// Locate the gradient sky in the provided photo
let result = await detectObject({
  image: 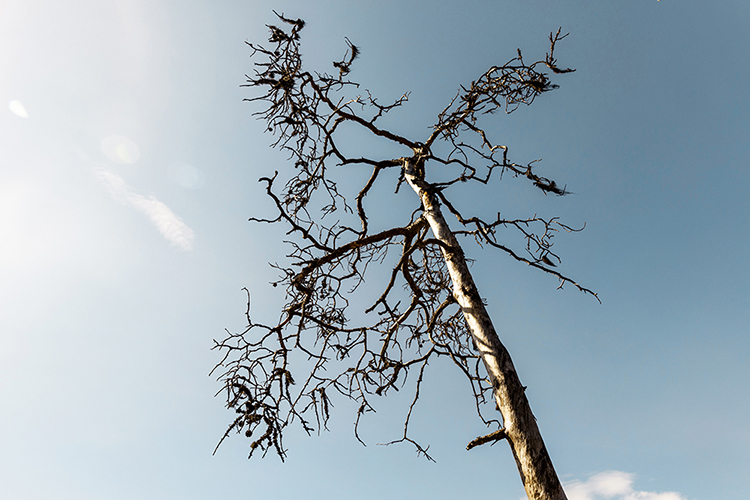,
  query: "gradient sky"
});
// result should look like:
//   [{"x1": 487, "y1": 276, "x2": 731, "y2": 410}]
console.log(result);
[{"x1": 1, "y1": 1, "x2": 749, "y2": 500}]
